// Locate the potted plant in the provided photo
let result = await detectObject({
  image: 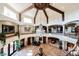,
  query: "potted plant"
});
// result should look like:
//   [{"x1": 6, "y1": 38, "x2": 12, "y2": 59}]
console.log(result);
[
  {"x1": 15, "y1": 40, "x2": 21, "y2": 51},
  {"x1": 0, "y1": 33, "x2": 6, "y2": 46}
]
